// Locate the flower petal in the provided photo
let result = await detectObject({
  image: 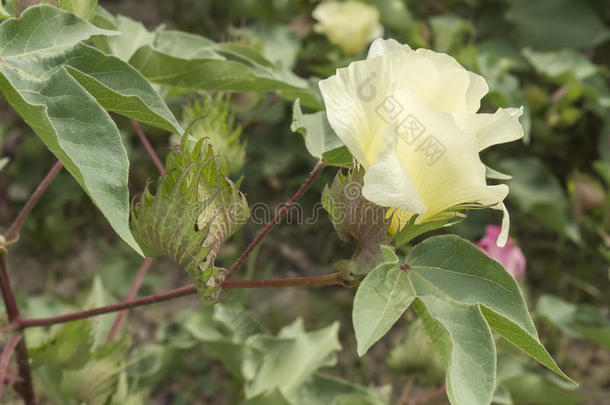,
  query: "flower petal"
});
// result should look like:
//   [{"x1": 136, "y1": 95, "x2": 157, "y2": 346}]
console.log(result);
[
  {"x1": 367, "y1": 38, "x2": 408, "y2": 59},
  {"x1": 385, "y1": 90, "x2": 509, "y2": 220},
  {"x1": 494, "y1": 202, "x2": 510, "y2": 247},
  {"x1": 319, "y1": 55, "x2": 390, "y2": 167},
  {"x1": 362, "y1": 147, "x2": 426, "y2": 214},
  {"x1": 454, "y1": 107, "x2": 524, "y2": 151}
]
